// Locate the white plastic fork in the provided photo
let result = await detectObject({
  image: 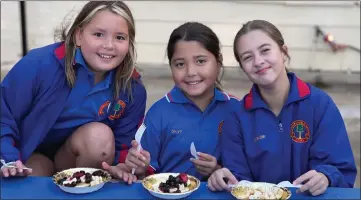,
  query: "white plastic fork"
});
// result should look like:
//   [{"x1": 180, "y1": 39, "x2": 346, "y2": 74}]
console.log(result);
[
  {"x1": 131, "y1": 124, "x2": 146, "y2": 174},
  {"x1": 190, "y1": 142, "x2": 199, "y2": 159},
  {"x1": 277, "y1": 181, "x2": 303, "y2": 188},
  {"x1": 0, "y1": 159, "x2": 32, "y2": 170}
]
